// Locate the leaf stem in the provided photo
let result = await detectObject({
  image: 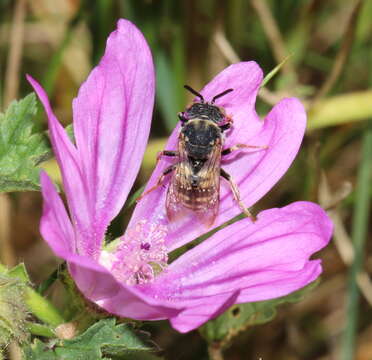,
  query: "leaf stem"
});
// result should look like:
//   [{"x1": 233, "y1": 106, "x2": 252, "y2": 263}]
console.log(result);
[
  {"x1": 26, "y1": 322, "x2": 56, "y2": 338},
  {"x1": 25, "y1": 287, "x2": 65, "y2": 327}
]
